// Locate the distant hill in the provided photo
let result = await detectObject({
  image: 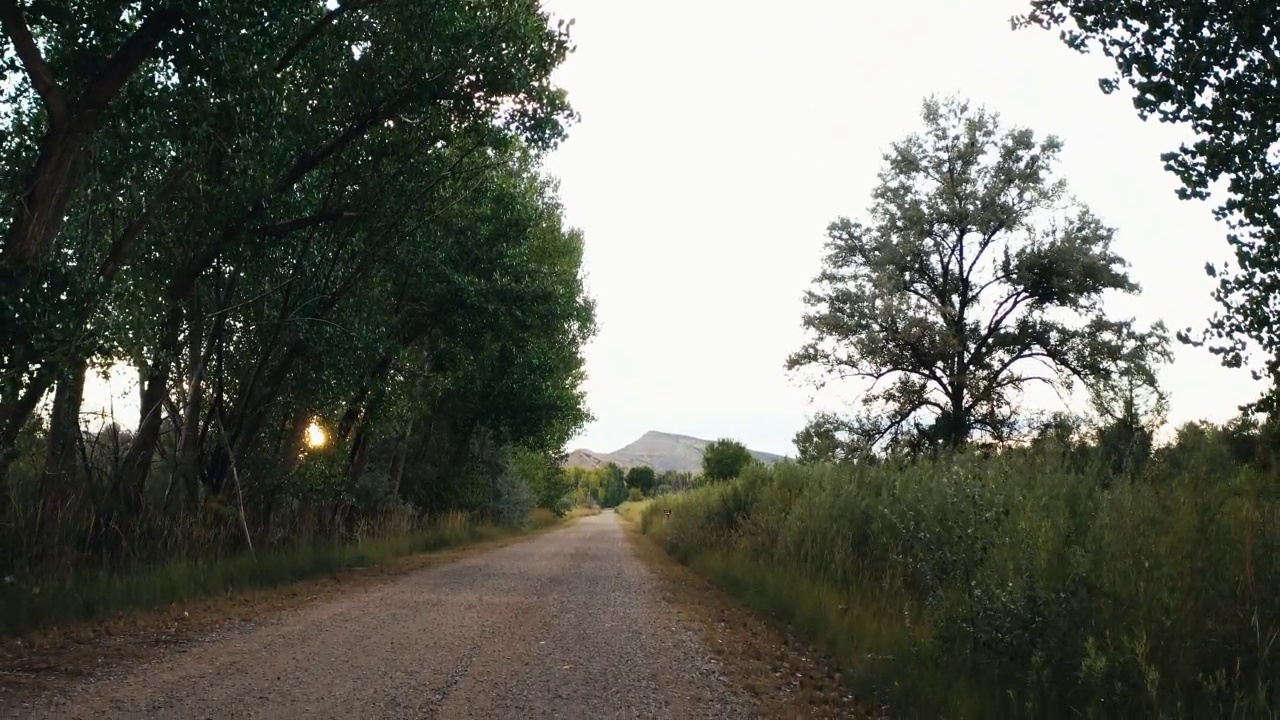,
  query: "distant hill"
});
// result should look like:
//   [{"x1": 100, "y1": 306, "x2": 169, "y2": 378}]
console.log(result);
[{"x1": 563, "y1": 431, "x2": 787, "y2": 474}]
